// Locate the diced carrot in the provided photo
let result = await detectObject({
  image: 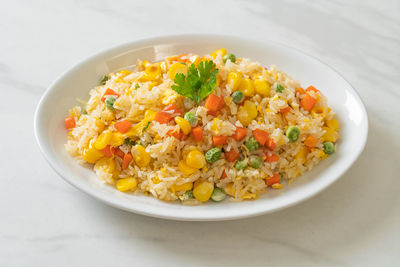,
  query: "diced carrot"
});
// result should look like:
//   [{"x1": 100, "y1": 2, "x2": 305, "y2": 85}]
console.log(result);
[
  {"x1": 304, "y1": 135, "x2": 318, "y2": 148},
  {"x1": 265, "y1": 173, "x2": 280, "y2": 186},
  {"x1": 217, "y1": 96, "x2": 225, "y2": 110},
  {"x1": 100, "y1": 145, "x2": 113, "y2": 157},
  {"x1": 114, "y1": 120, "x2": 132, "y2": 134},
  {"x1": 162, "y1": 104, "x2": 182, "y2": 116},
  {"x1": 101, "y1": 88, "x2": 120, "y2": 102},
  {"x1": 212, "y1": 135, "x2": 227, "y2": 146},
  {"x1": 191, "y1": 126, "x2": 203, "y2": 142},
  {"x1": 266, "y1": 138, "x2": 276, "y2": 150},
  {"x1": 114, "y1": 147, "x2": 125, "y2": 158},
  {"x1": 206, "y1": 96, "x2": 224, "y2": 116},
  {"x1": 221, "y1": 170, "x2": 227, "y2": 179},
  {"x1": 266, "y1": 153, "x2": 279, "y2": 163},
  {"x1": 300, "y1": 93, "x2": 317, "y2": 111},
  {"x1": 65, "y1": 116, "x2": 75, "y2": 129},
  {"x1": 167, "y1": 129, "x2": 185, "y2": 140},
  {"x1": 205, "y1": 94, "x2": 221, "y2": 112},
  {"x1": 279, "y1": 107, "x2": 291, "y2": 114},
  {"x1": 252, "y1": 129, "x2": 269, "y2": 146},
  {"x1": 154, "y1": 111, "x2": 171, "y2": 124},
  {"x1": 207, "y1": 110, "x2": 219, "y2": 116},
  {"x1": 306, "y1": 85, "x2": 320, "y2": 93},
  {"x1": 122, "y1": 153, "x2": 133, "y2": 170},
  {"x1": 224, "y1": 149, "x2": 240, "y2": 162},
  {"x1": 295, "y1": 88, "x2": 305, "y2": 96},
  {"x1": 233, "y1": 127, "x2": 247, "y2": 141},
  {"x1": 176, "y1": 53, "x2": 194, "y2": 63}
]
